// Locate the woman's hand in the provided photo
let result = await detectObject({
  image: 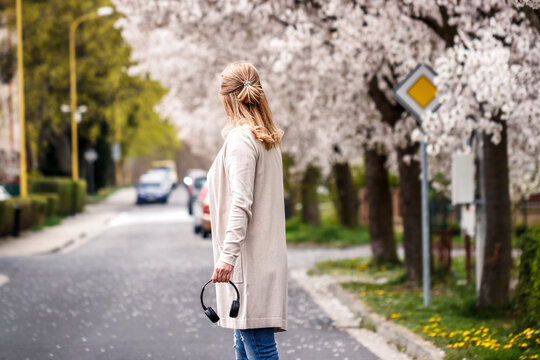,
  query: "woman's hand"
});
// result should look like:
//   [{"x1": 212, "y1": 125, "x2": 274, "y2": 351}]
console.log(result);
[{"x1": 212, "y1": 261, "x2": 234, "y2": 283}]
